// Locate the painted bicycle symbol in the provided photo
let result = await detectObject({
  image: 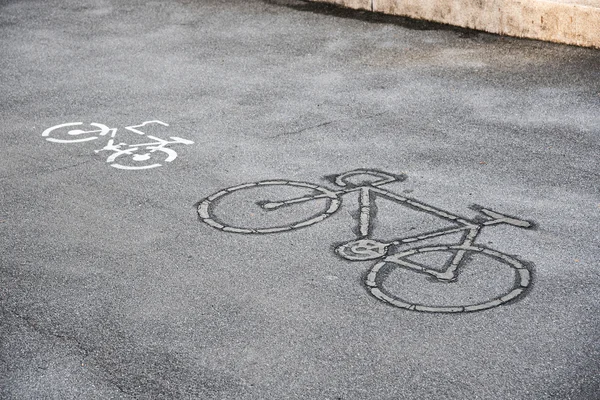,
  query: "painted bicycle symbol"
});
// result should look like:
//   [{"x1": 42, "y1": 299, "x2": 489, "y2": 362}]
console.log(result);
[
  {"x1": 197, "y1": 169, "x2": 534, "y2": 313},
  {"x1": 42, "y1": 120, "x2": 194, "y2": 170}
]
